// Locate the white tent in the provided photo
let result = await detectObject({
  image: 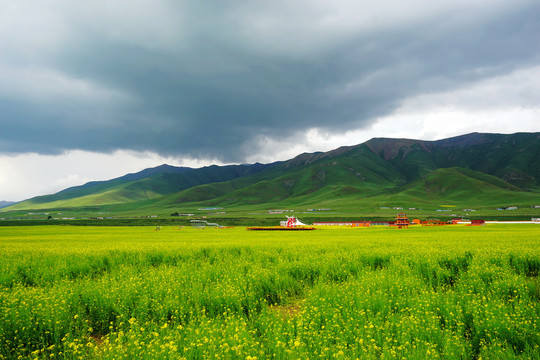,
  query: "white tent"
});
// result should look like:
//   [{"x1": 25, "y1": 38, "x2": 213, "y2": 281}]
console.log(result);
[{"x1": 280, "y1": 216, "x2": 308, "y2": 227}]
